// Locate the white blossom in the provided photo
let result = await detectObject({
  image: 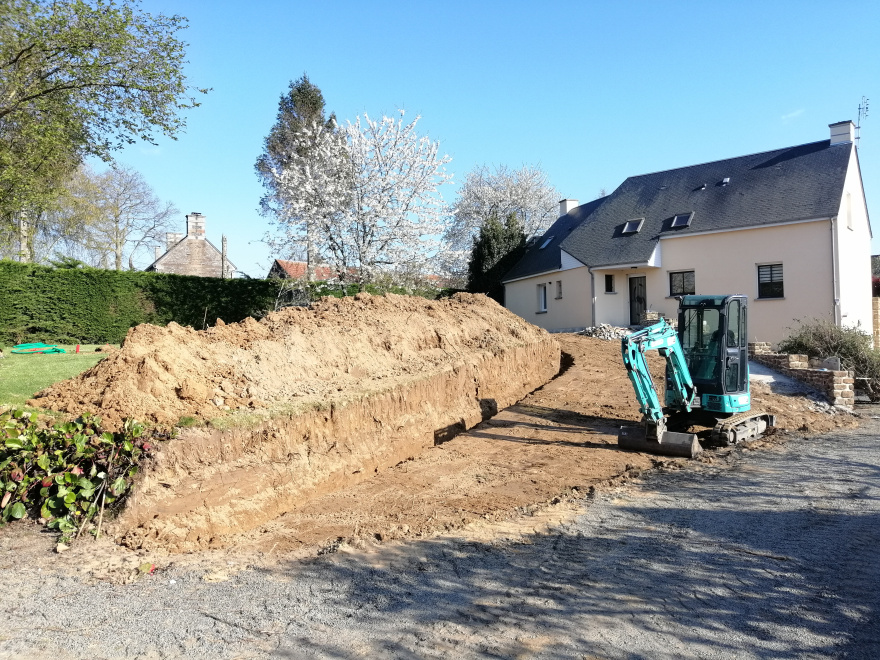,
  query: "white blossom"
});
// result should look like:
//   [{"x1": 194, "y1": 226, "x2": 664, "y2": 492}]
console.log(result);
[
  {"x1": 267, "y1": 112, "x2": 453, "y2": 286},
  {"x1": 443, "y1": 164, "x2": 560, "y2": 279}
]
